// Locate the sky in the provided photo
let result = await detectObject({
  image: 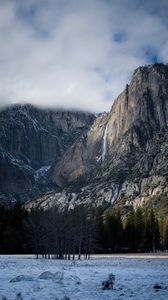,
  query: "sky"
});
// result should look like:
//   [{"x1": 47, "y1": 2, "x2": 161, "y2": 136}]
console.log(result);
[{"x1": 0, "y1": 0, "x2": 168, "y2": 113}]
